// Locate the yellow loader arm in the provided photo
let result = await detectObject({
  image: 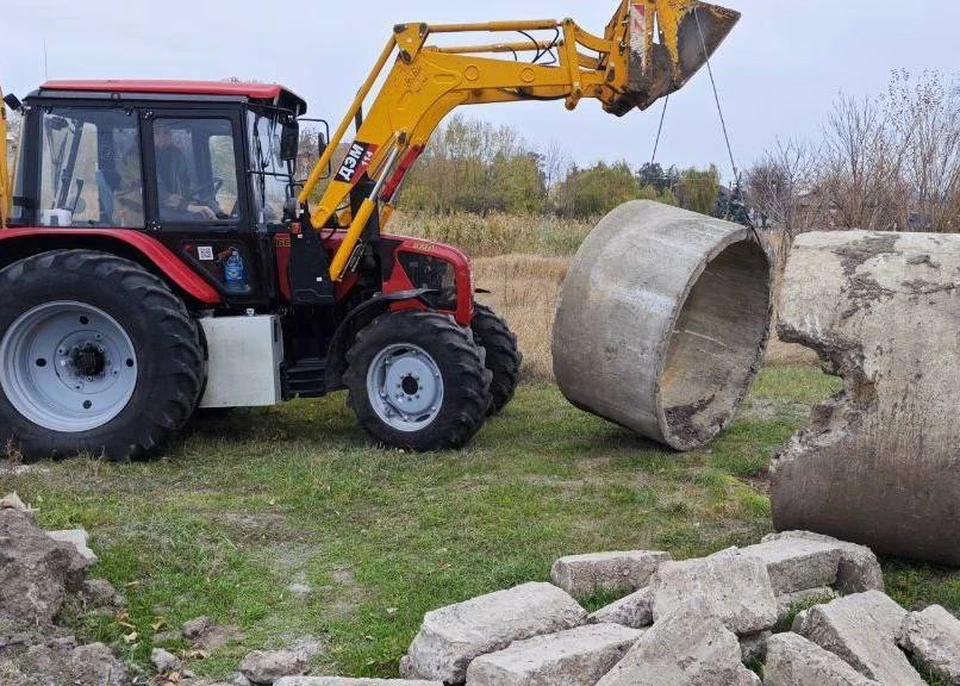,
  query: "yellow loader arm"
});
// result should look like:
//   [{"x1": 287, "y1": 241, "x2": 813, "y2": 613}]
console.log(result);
[
  {"x1": 298, "y1": 0, "x2": 740, "y2": 281},
  {"x1": 0, "y1": 89, "x2": 10, "y2": 229}
]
